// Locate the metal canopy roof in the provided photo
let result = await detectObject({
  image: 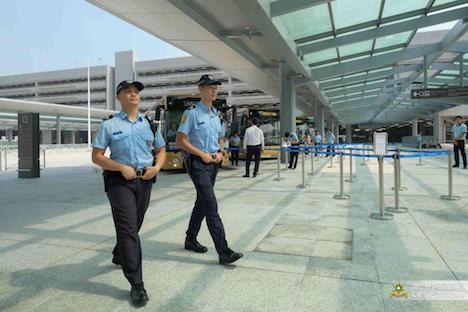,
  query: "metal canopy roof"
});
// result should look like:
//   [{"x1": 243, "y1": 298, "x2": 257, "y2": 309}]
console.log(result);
[
  {"x1": 88, "y1": 0, "x2": 468, "y2": 126},
  {"x1": 272, "y1": 0, "x2": 468, "y2": 124}
]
